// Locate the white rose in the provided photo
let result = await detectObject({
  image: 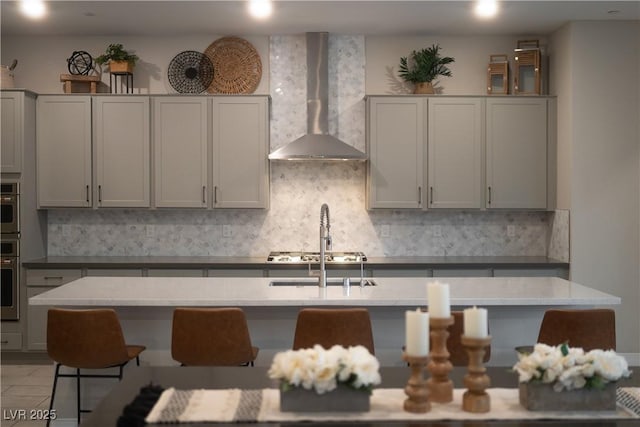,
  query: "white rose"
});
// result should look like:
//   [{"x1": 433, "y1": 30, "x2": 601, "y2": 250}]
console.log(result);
[
  {"x1": 347, "y1": 346, "x2": 381, "y2": 388},
  {"x1": 590, "y1": 349, "x2": 631, "y2": 381},
  {"x1": 558, "y1": 365, "x2": 586, "y2": 390},
  {"x1": 312, "y1": 346, "x2": 340, "y2": 394}
]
